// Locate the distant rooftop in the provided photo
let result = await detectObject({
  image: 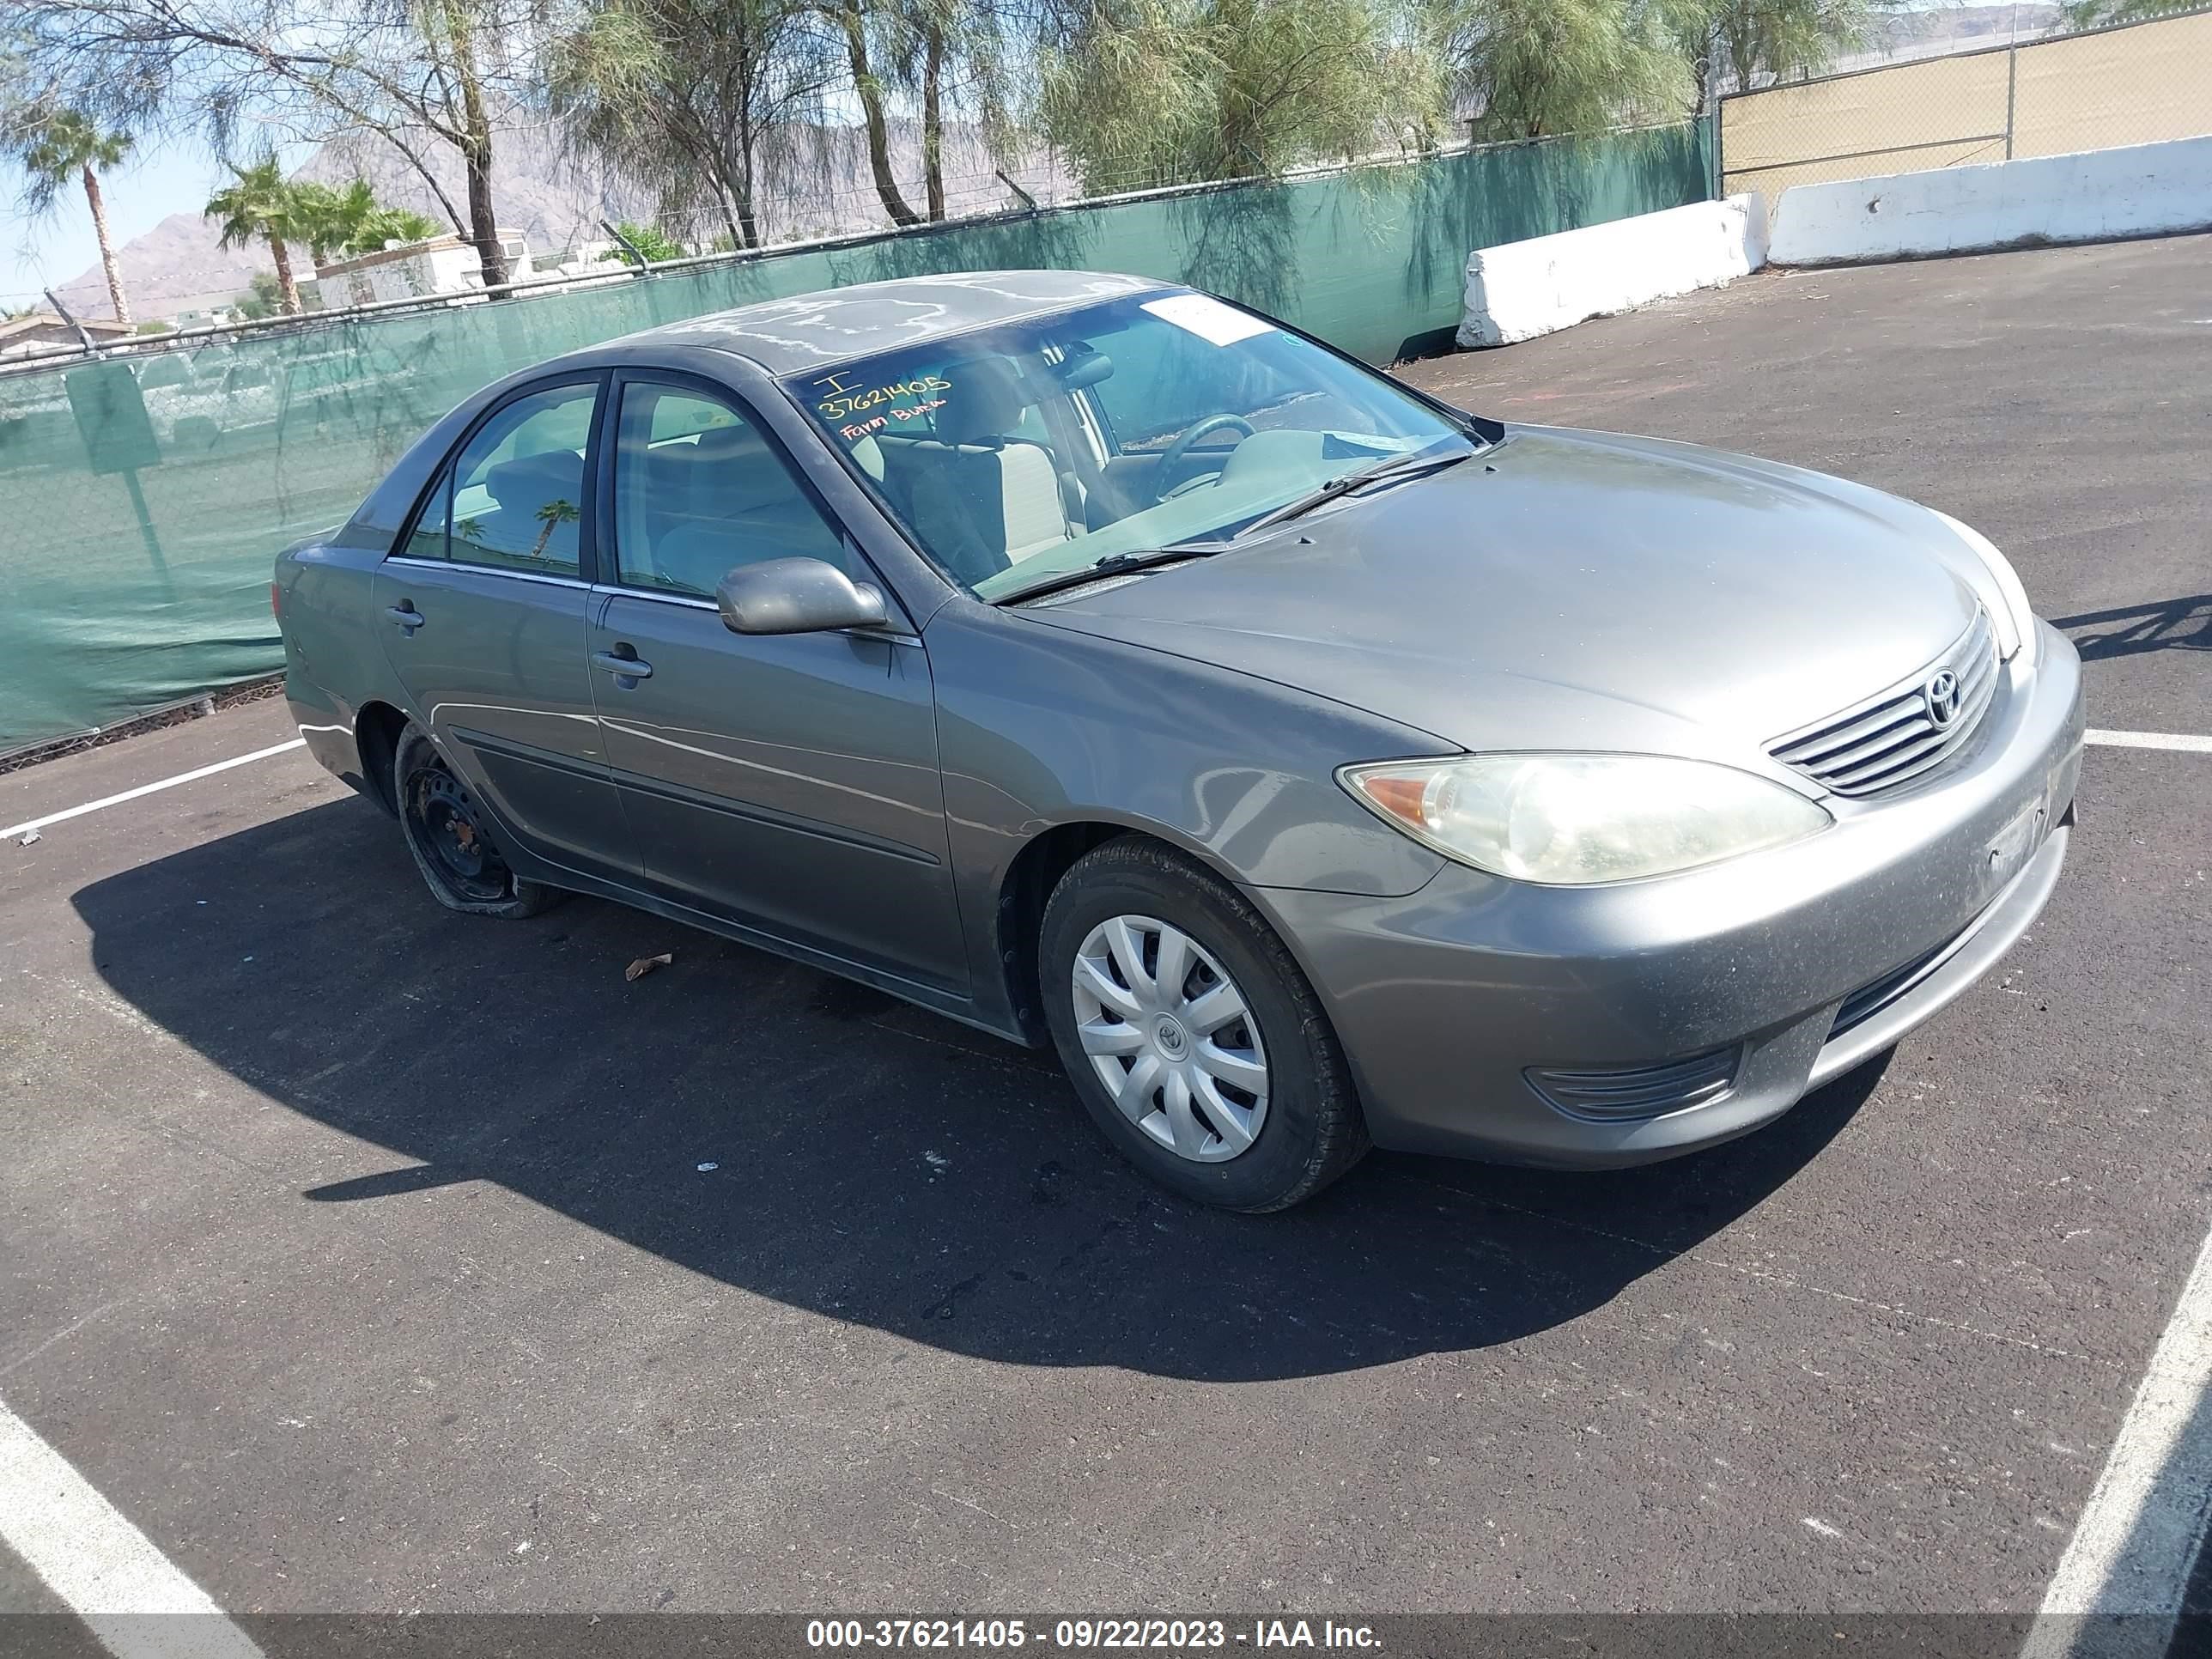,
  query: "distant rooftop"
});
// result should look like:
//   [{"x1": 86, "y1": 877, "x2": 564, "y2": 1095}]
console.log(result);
[{"x1": 0, "y1": 313, "x2": 137, "y2": 356}]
